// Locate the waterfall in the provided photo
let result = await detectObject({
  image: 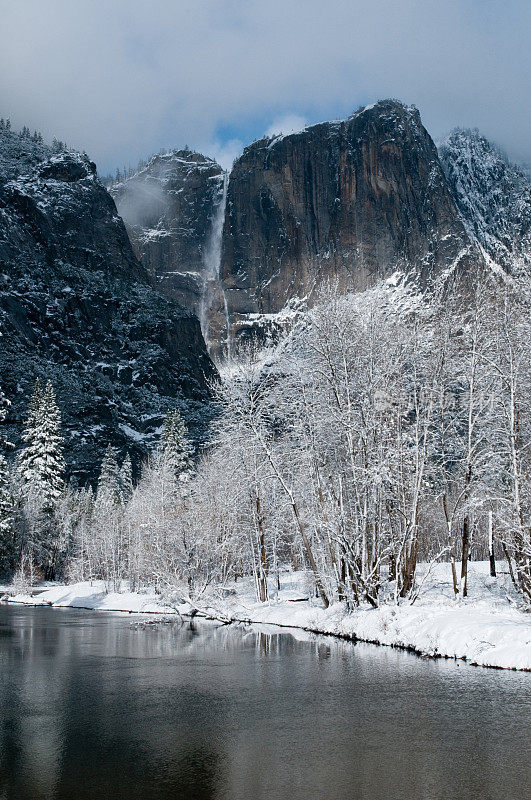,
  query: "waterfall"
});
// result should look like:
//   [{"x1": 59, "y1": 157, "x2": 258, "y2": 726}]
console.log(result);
[{"x1": 200, "y1": 171, "x2": 229, "y2": 357}]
